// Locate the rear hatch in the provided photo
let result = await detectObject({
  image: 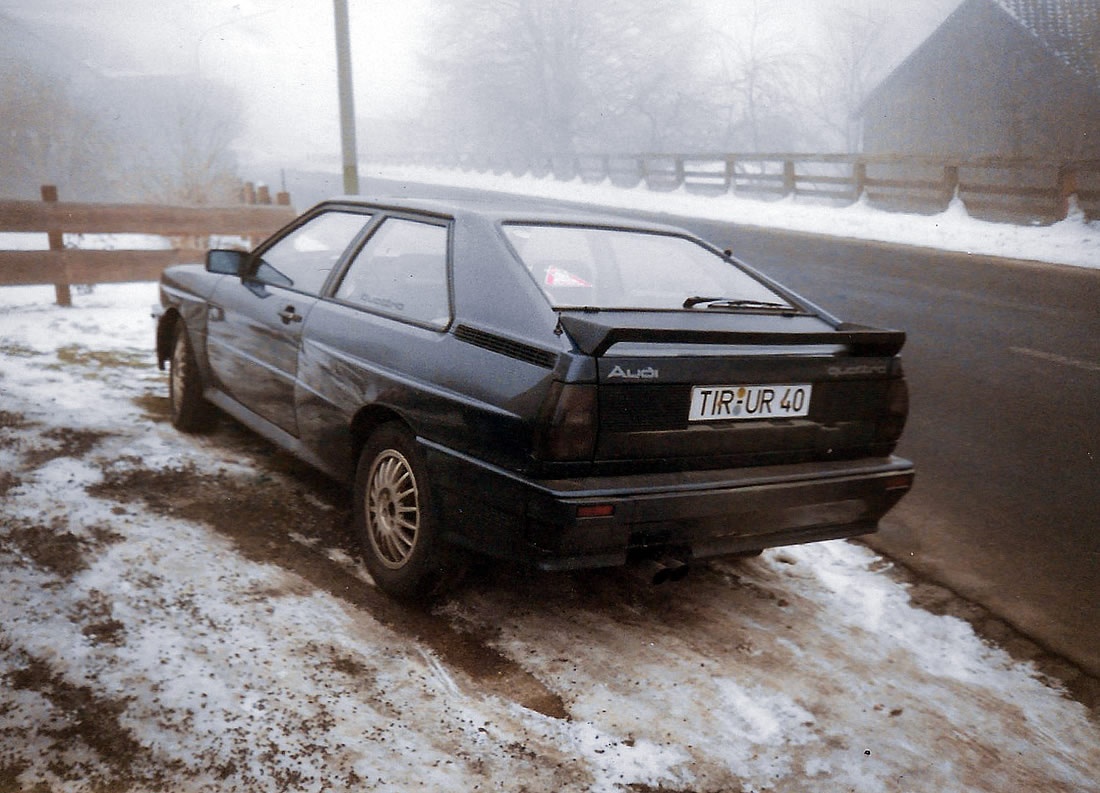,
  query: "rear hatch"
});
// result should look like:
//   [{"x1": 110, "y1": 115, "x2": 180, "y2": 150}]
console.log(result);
[{"x1": 560, "y1": 312, "x2": 908, "y2": 472}]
